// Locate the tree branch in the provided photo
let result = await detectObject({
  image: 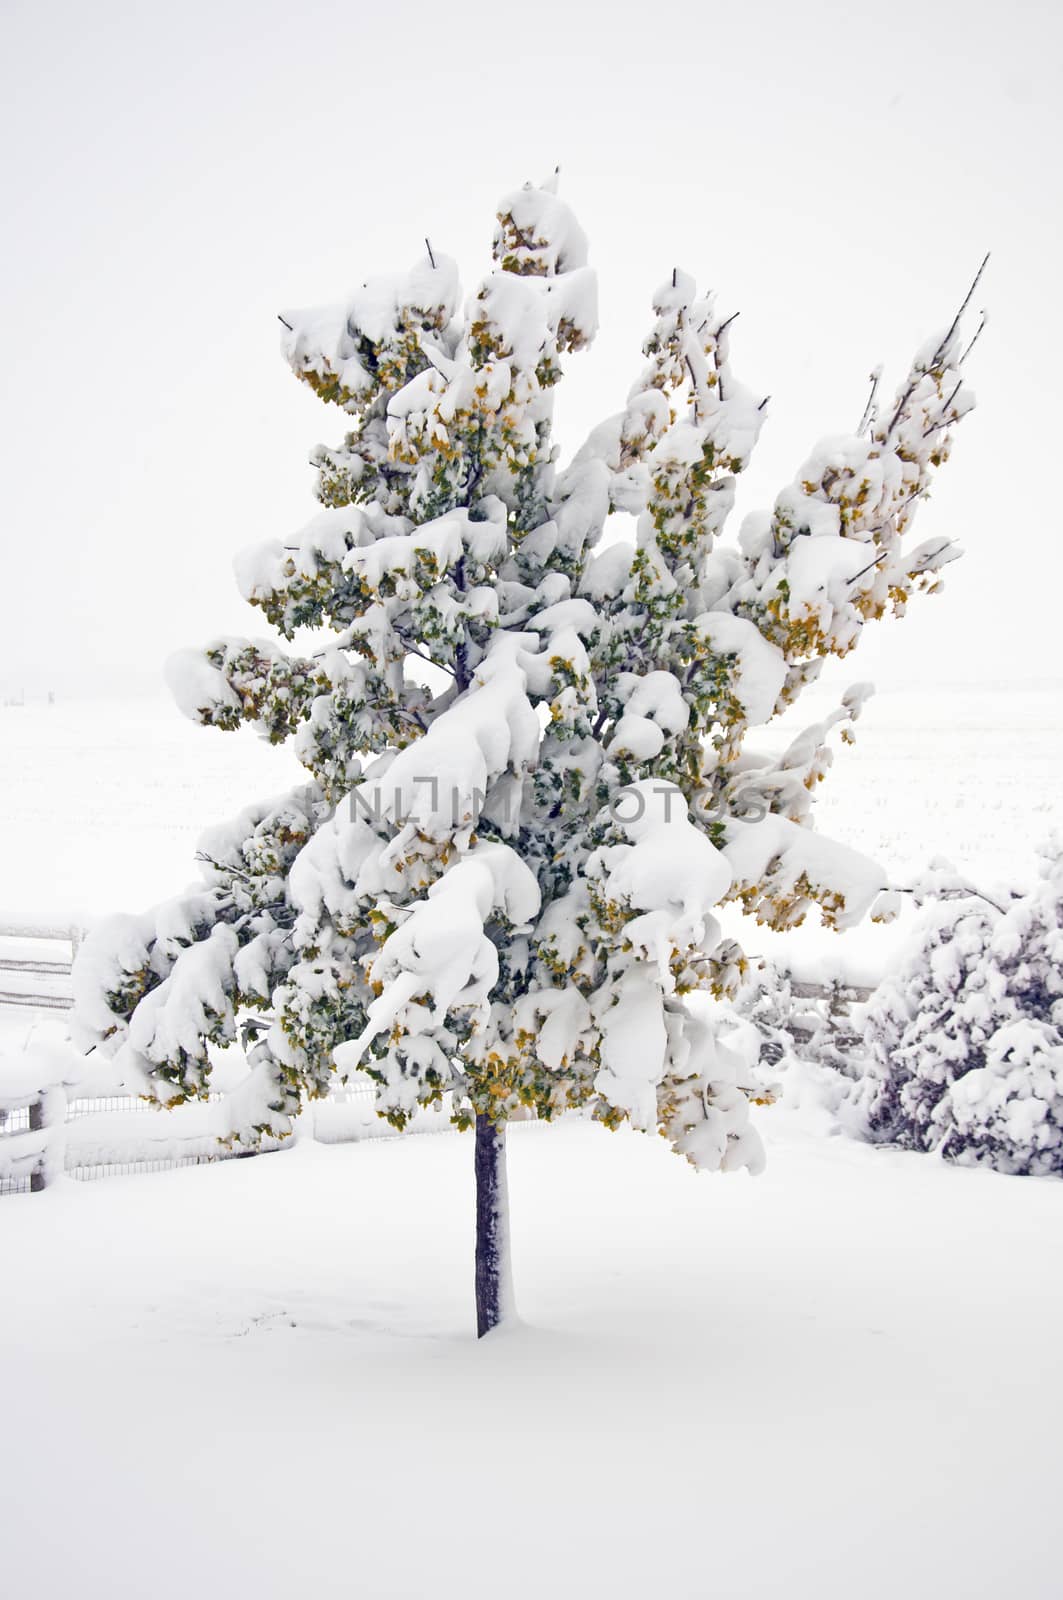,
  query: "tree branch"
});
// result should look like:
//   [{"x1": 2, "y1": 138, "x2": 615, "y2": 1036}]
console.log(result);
[
  {"x1": 196, "y1": 851, "x2": 253, "y2": 882},
  {"x1": 881, "y1": 253, "x2": 989, "y2": 442},
  {"x1": 857, "y1": 367, "x2": 882, "y2": 436},
  {"x1": 892, "y1": 883, "x2": 1012, "y2": 916},
  {"x1": 936, "y1": 252, "x2": 990, "y2": 367},
  {"x1": 960, "y1": 312, "x2": 987, "y2": 366},
  {"x1": 402, "y1": 641, "x2": 456, "y2": 679}
]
